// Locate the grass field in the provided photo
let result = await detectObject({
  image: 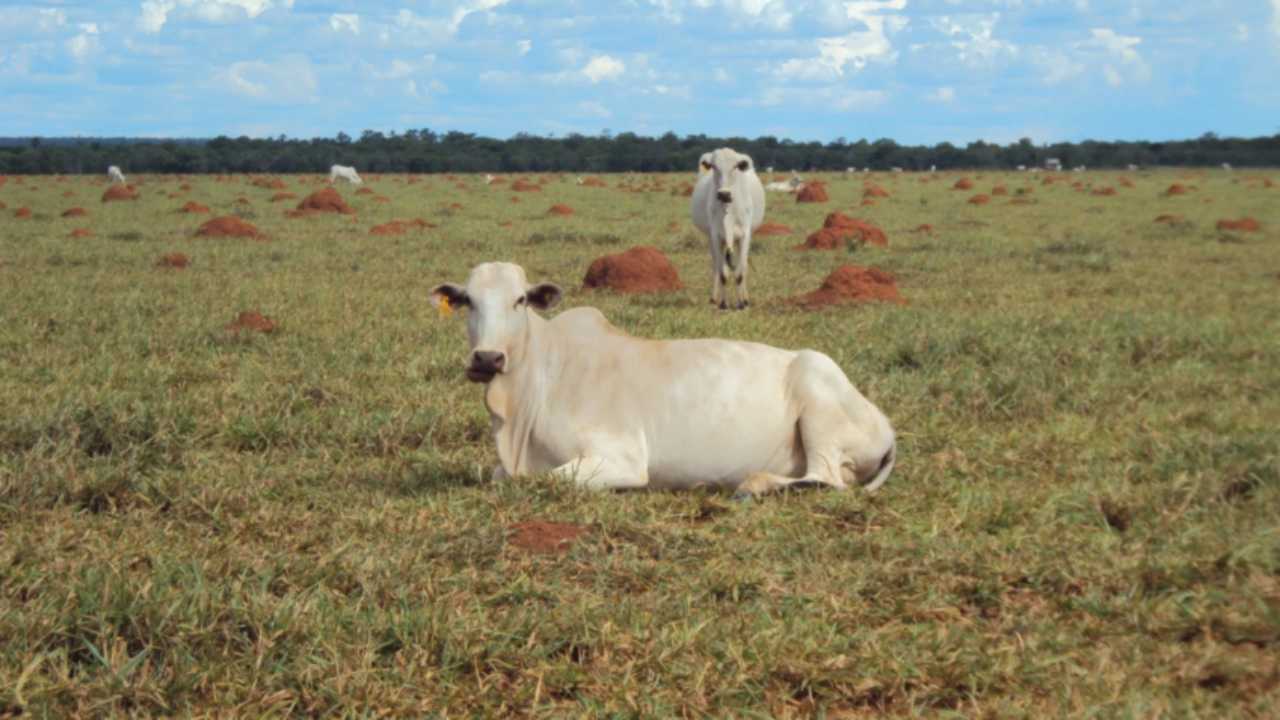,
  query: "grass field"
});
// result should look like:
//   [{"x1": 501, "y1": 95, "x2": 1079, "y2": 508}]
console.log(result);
[{"x1": 1, "y1": 168, "x2": 1278, "y2": 717}]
